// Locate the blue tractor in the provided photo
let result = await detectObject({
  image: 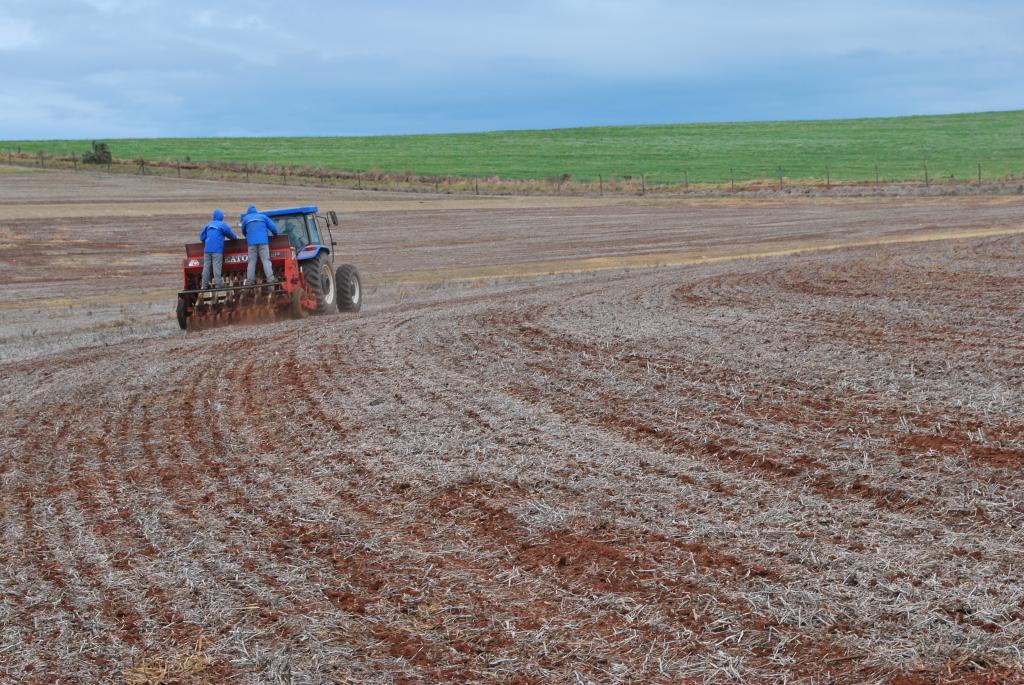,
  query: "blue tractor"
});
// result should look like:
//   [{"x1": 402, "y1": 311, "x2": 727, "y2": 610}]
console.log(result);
[
  {"x1": 259, "y1": 206, "x2": 362, "y2": 314},
  {"x1": 178, "y1": 205, "x2": 362, "y2": 330}
]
